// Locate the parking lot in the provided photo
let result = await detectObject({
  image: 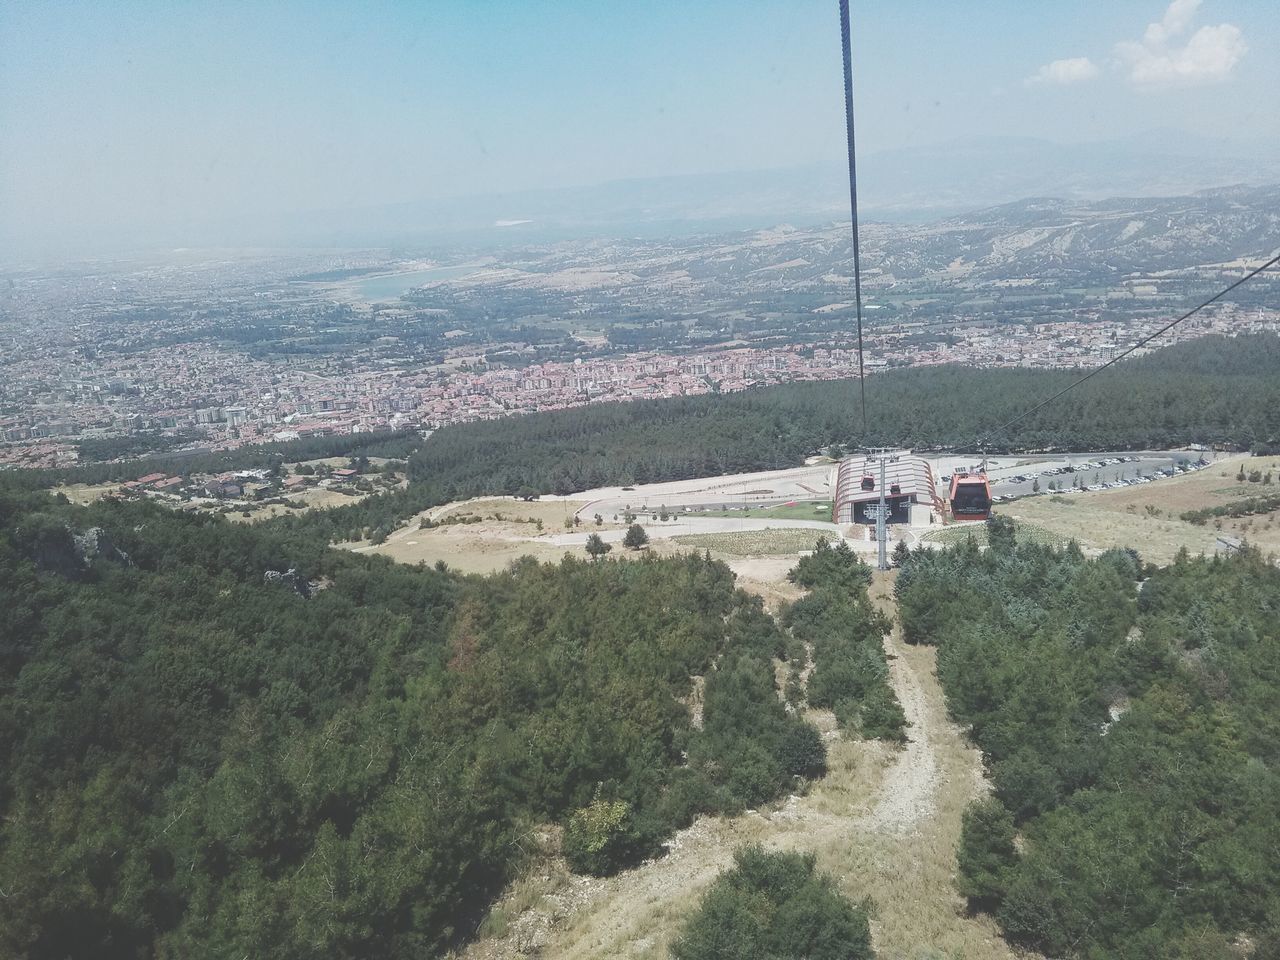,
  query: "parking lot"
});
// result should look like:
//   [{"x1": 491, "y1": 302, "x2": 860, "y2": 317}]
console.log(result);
[{"x1": 978, "y1": 452, "x2": 1213, "y2": 503}]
